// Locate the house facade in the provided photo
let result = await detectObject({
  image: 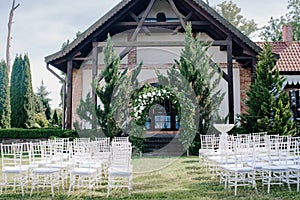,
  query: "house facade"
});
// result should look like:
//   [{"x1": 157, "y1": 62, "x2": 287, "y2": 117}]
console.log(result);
[{"x1": 45, "y1": 0, "x2": 262, "y2": 130}]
